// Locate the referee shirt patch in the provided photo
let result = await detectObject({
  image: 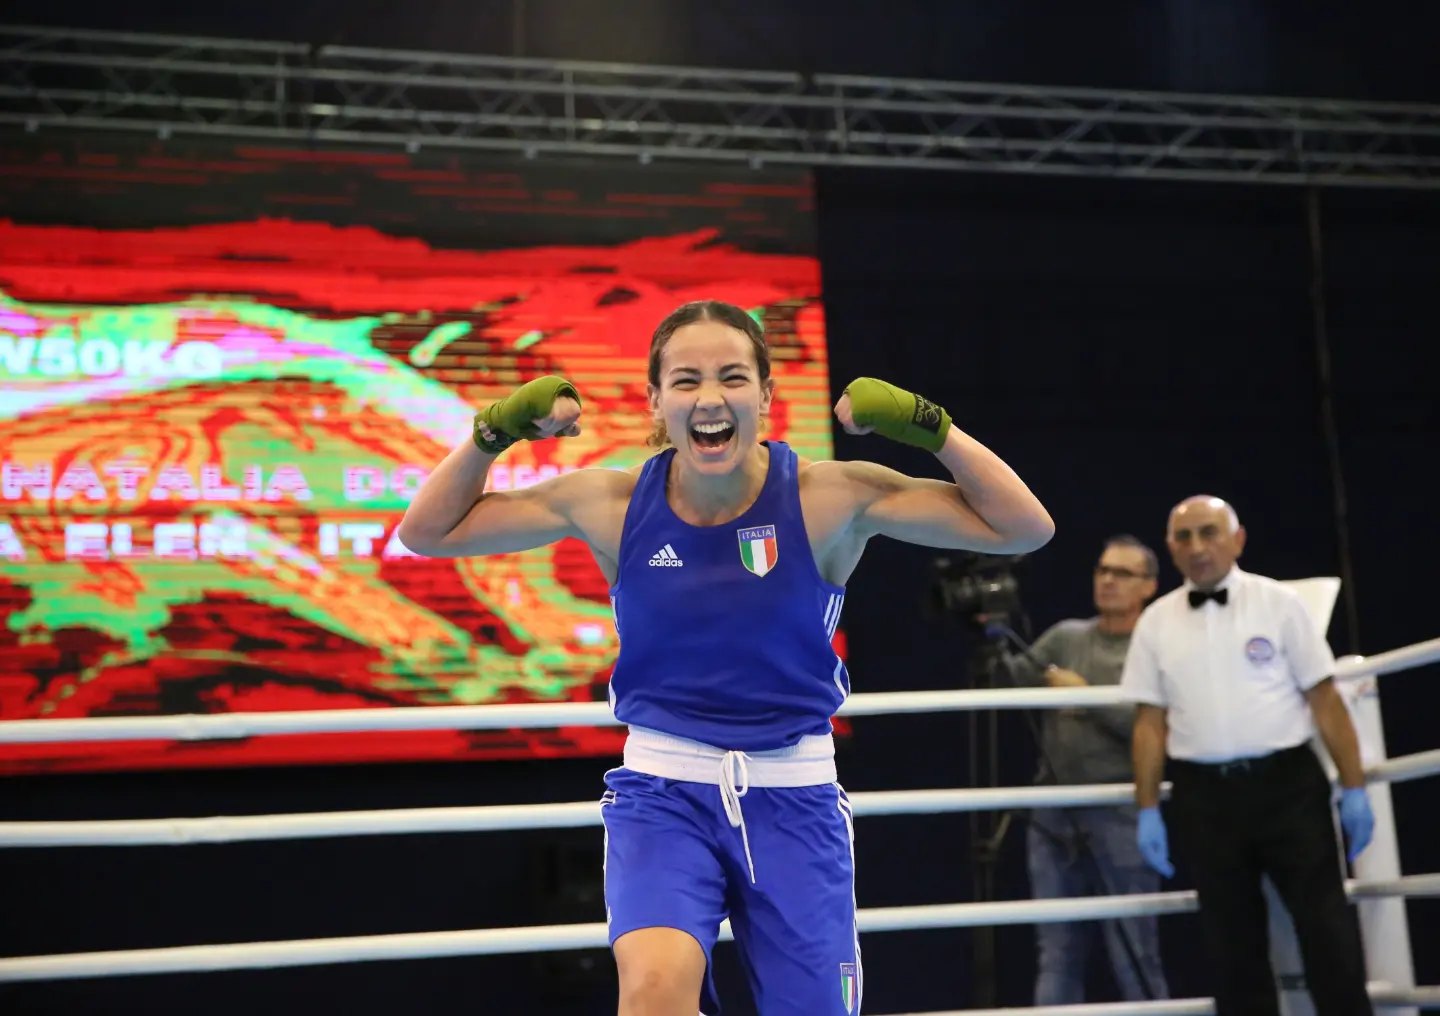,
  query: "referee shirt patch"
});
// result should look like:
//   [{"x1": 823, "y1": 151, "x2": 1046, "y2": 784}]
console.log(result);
[{"x1": 1245, "y1": 636, "x2": 1277, "y2": 664}]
